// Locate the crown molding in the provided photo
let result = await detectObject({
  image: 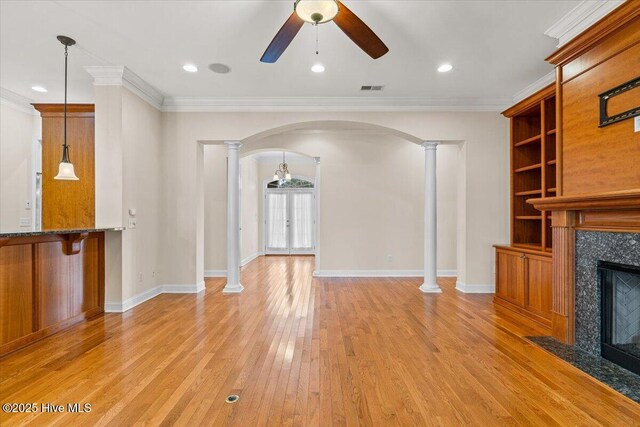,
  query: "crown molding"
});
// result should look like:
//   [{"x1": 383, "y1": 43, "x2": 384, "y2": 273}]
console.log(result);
[
  {"x1": 0, "y1": 87, "x2": 37, "y2": 115},
  {"x1": 84, "y1": 65, "x2": 164, "y2": 110},
  {"x1": 544, "y1": 0, "x2": 625, "y2": 47},
  {"x1": 160, "y1": 96, "x2": 511, "y2": 113},
  {"x1": 512, "y1": 70, "x2": 556, "y2": 104}
]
